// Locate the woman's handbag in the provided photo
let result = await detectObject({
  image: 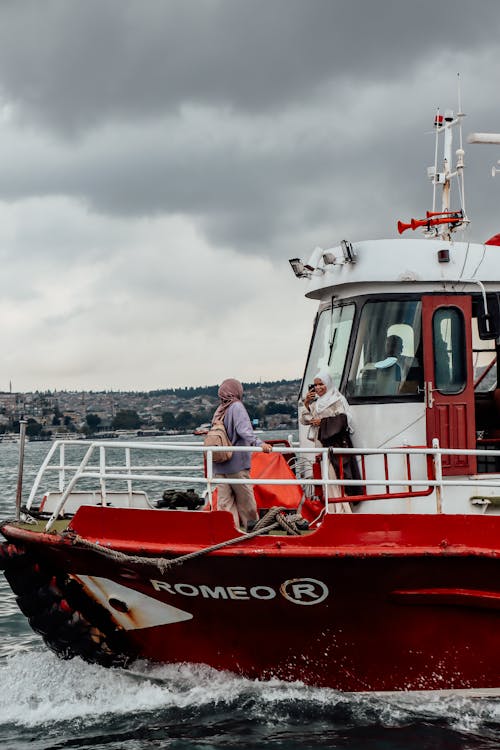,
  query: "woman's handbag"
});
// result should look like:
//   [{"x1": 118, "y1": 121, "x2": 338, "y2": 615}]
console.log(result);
[{"x1": 318, "y1": 413, "x2": 348, "y2": 445}]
